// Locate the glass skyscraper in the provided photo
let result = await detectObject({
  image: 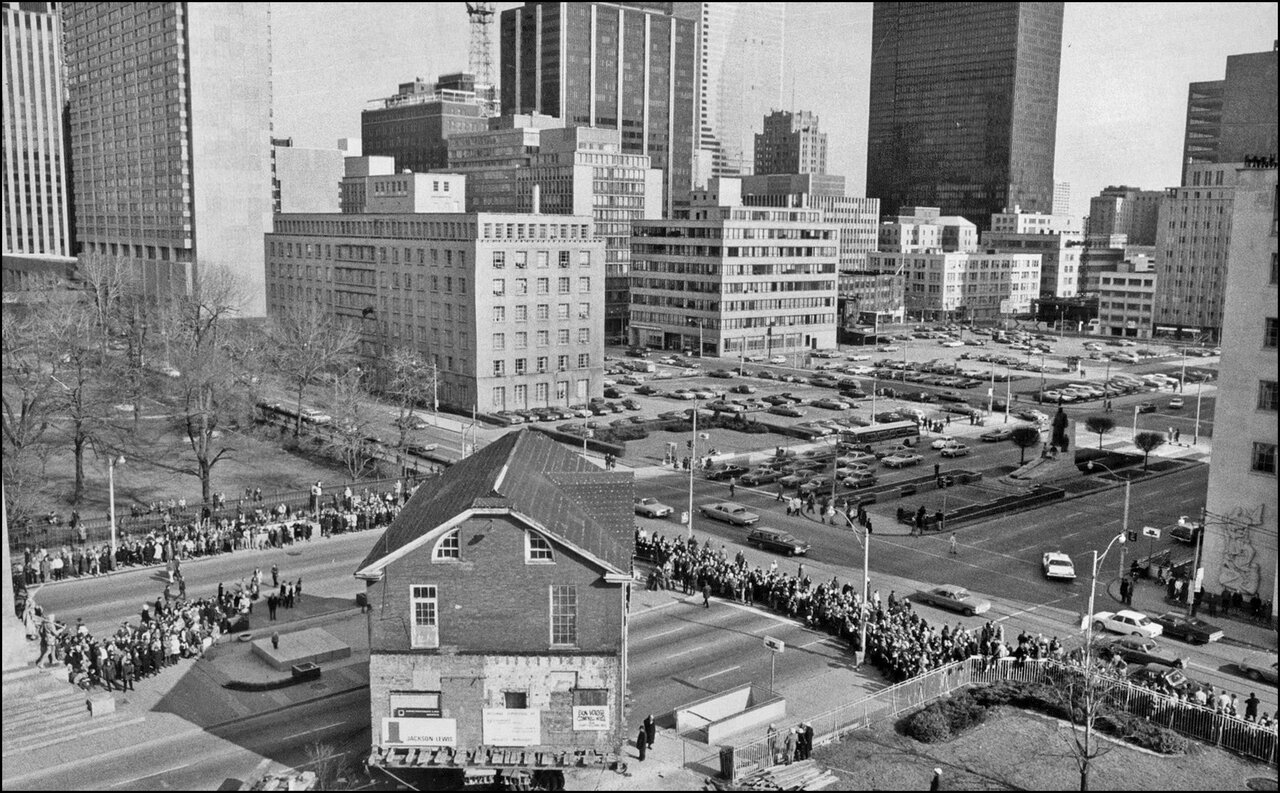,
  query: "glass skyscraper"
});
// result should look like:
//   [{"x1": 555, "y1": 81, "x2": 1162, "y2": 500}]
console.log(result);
[
  {"x1": 499, "y1": 2, "x2": 697, "y2": 216},
  {"x1": 866, "y1": 2, "x2": 1063, "y2": 230}
]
